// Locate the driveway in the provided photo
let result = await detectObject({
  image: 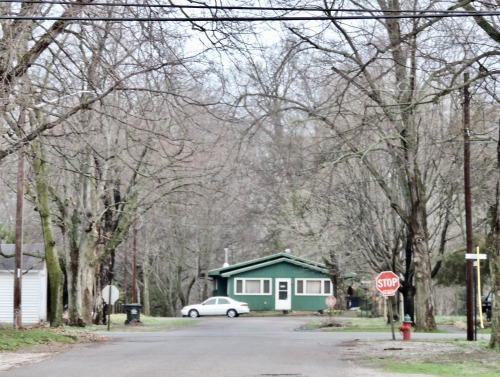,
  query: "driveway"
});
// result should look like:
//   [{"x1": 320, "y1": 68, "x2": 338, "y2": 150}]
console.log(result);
[{"x1": 1, "y1": 316, "x2": 479, "y2": 377}]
